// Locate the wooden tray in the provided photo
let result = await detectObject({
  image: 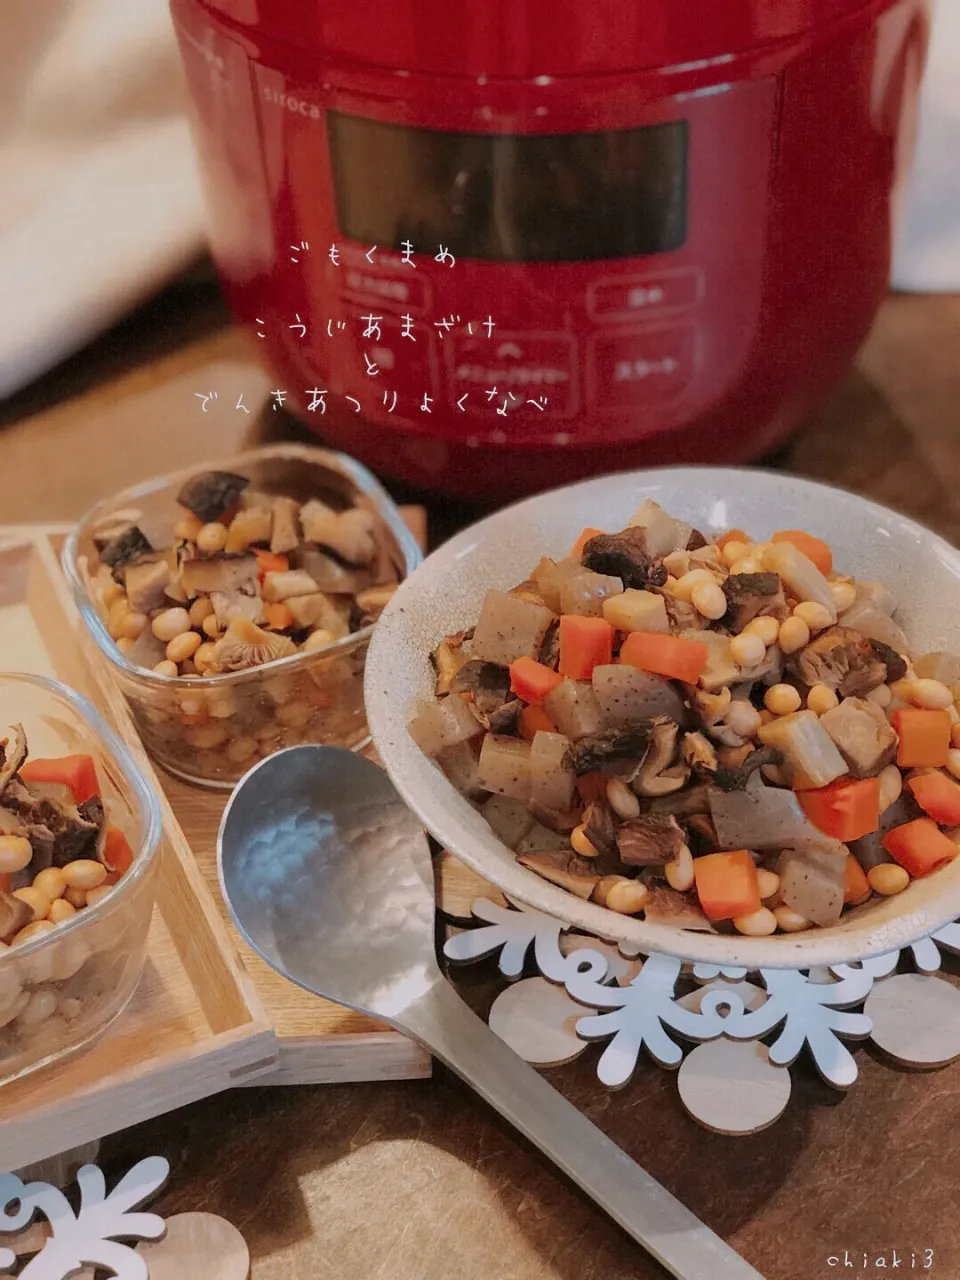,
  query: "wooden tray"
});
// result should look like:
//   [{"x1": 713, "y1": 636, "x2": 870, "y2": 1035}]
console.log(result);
[
  {"x1": 8, "y1": 521, "x2": 430, "y2": 1091},
  {"x1": 0, "y1": 529, "x2": 279, "y2": 1170}
]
